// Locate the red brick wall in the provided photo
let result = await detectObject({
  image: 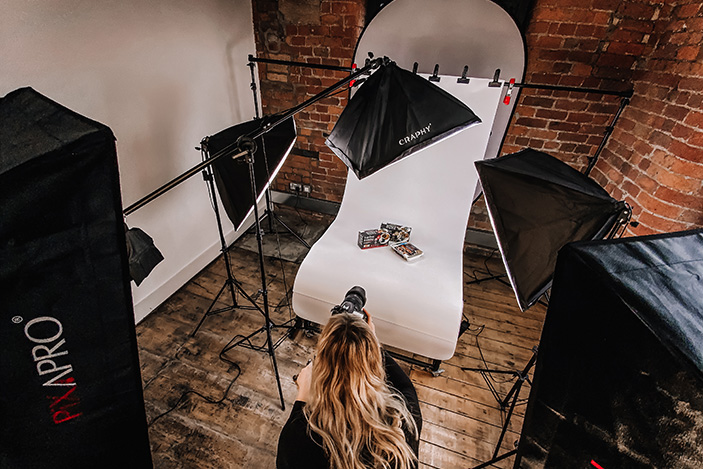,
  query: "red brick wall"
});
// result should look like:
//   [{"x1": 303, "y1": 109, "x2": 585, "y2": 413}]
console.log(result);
[
  {"x1": 252, "y1": 0, "x2": 703, "y2": 235},
  {"x1": 501, "y1": 1, "x2": 634, "y2": 167},
  {"x1": 591, "y1": 1, "x2": 703, "y2": 234},
  {"x1": 251, "y1": 0, "x2": 365, "y2": 202}
]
